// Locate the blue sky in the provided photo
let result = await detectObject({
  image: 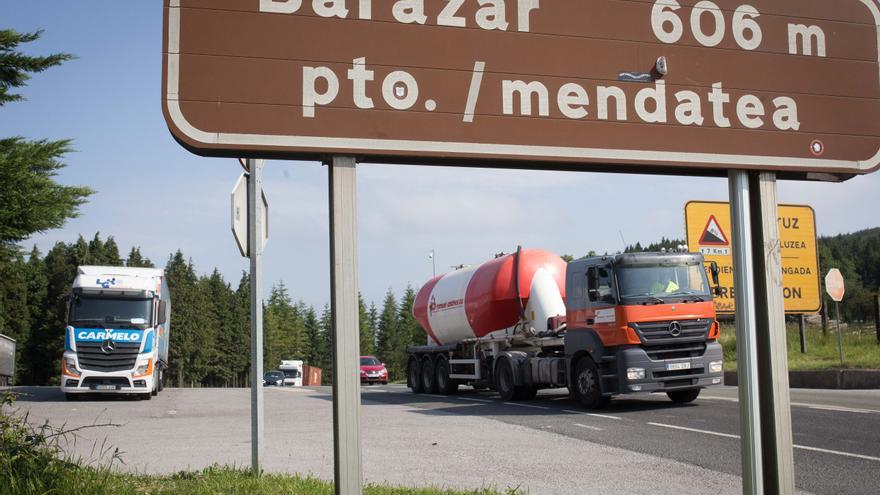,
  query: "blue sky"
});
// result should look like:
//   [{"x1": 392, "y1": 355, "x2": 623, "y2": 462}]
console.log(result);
[{"x1": 4, "y1": 2, "x2": 879, "y2": 310}]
